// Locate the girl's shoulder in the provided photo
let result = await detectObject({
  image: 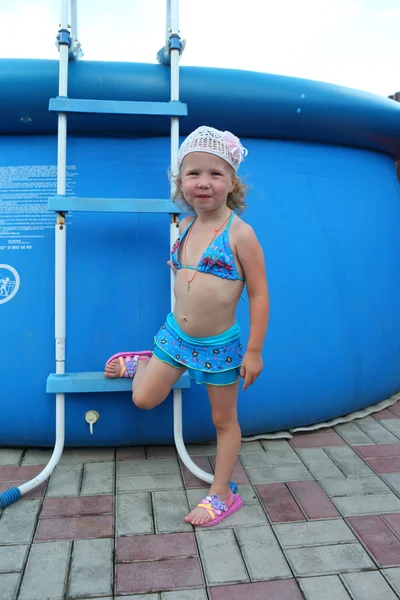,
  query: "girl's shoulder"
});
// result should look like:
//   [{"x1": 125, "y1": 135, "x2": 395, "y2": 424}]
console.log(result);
[
  {"x1": 231, "y1": 213, "x2": 254, "y2": 236},
  {"x1": 179, "y1": 215, "x2": 194, "y2": 234},
  {"x1": 230, "y1": 213, "x2": 259, "y2": 247}
]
